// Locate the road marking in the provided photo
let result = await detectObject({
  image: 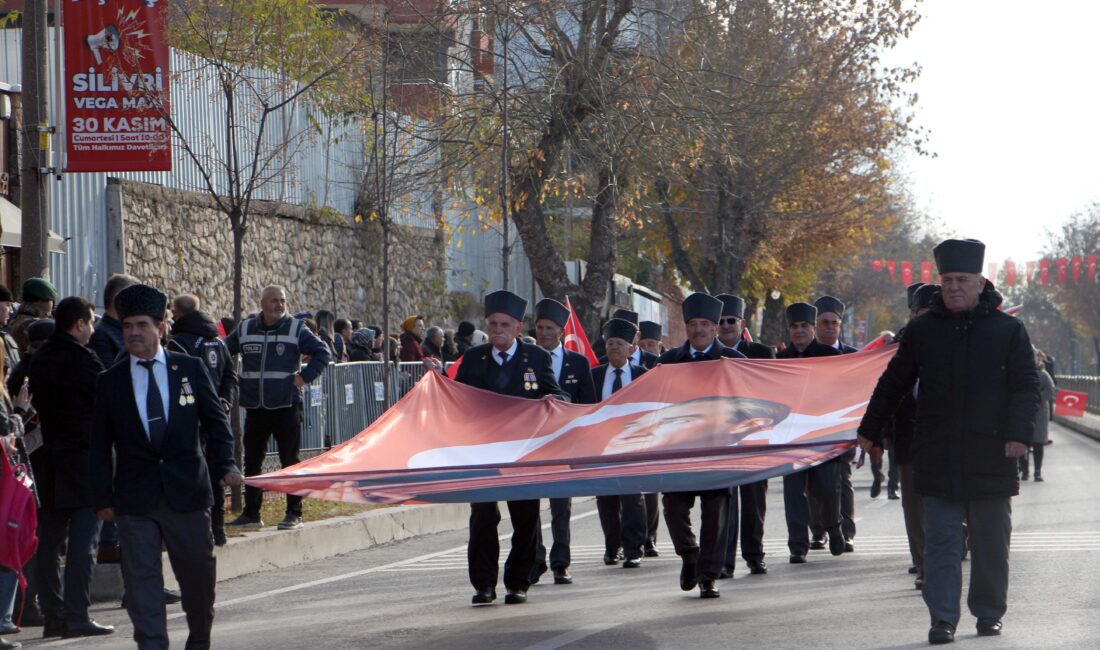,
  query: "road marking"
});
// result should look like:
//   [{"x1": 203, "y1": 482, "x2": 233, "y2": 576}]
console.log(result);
[{"x1": 521, "y1": 622, "x2": 622, "y2": 650}]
